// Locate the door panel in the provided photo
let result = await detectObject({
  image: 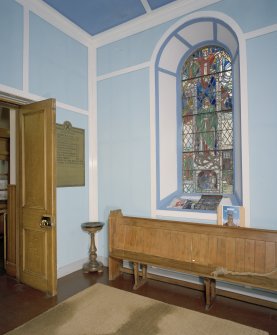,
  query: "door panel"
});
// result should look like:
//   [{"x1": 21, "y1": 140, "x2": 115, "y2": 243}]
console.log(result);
[{"x1": 18, "y1": 99, "x2": 57, "y2": 296}]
